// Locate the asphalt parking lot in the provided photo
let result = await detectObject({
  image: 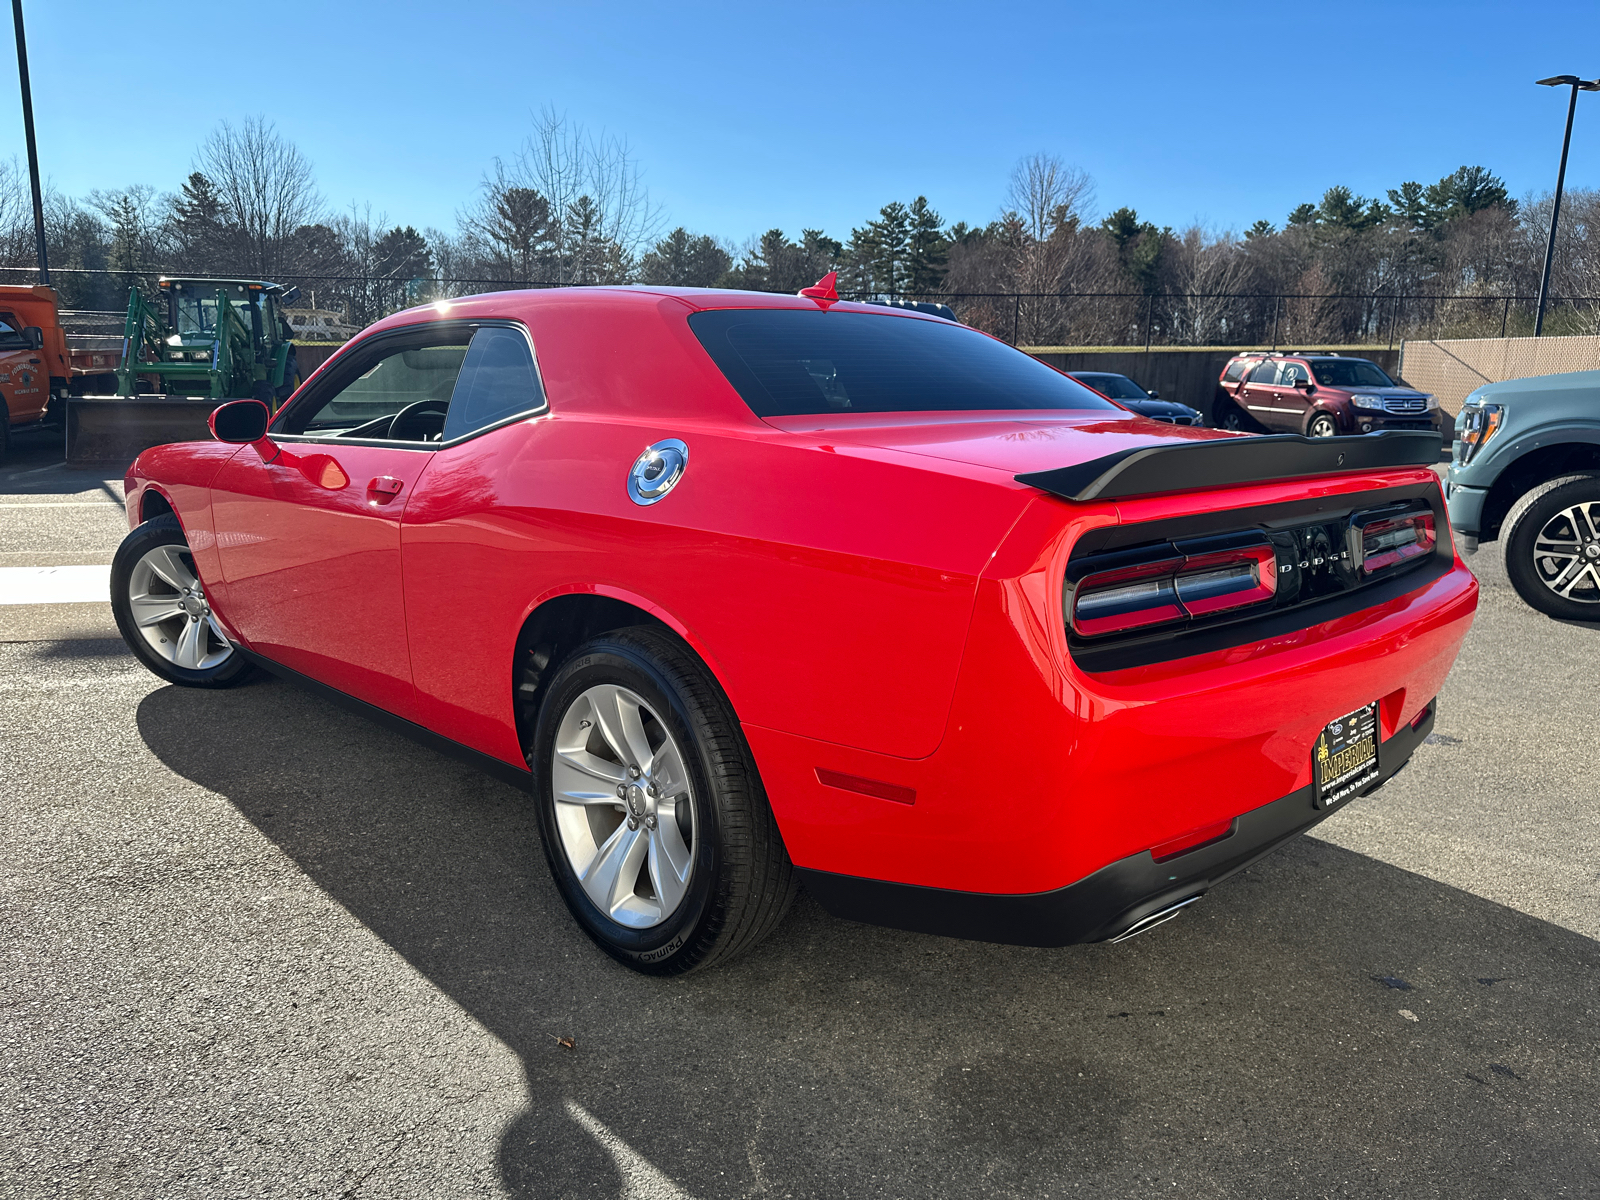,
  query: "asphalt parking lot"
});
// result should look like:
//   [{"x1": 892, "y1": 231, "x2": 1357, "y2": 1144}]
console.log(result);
[{"x1": 2, "y1": 420, "x2": 1598, "y2": 1200}]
